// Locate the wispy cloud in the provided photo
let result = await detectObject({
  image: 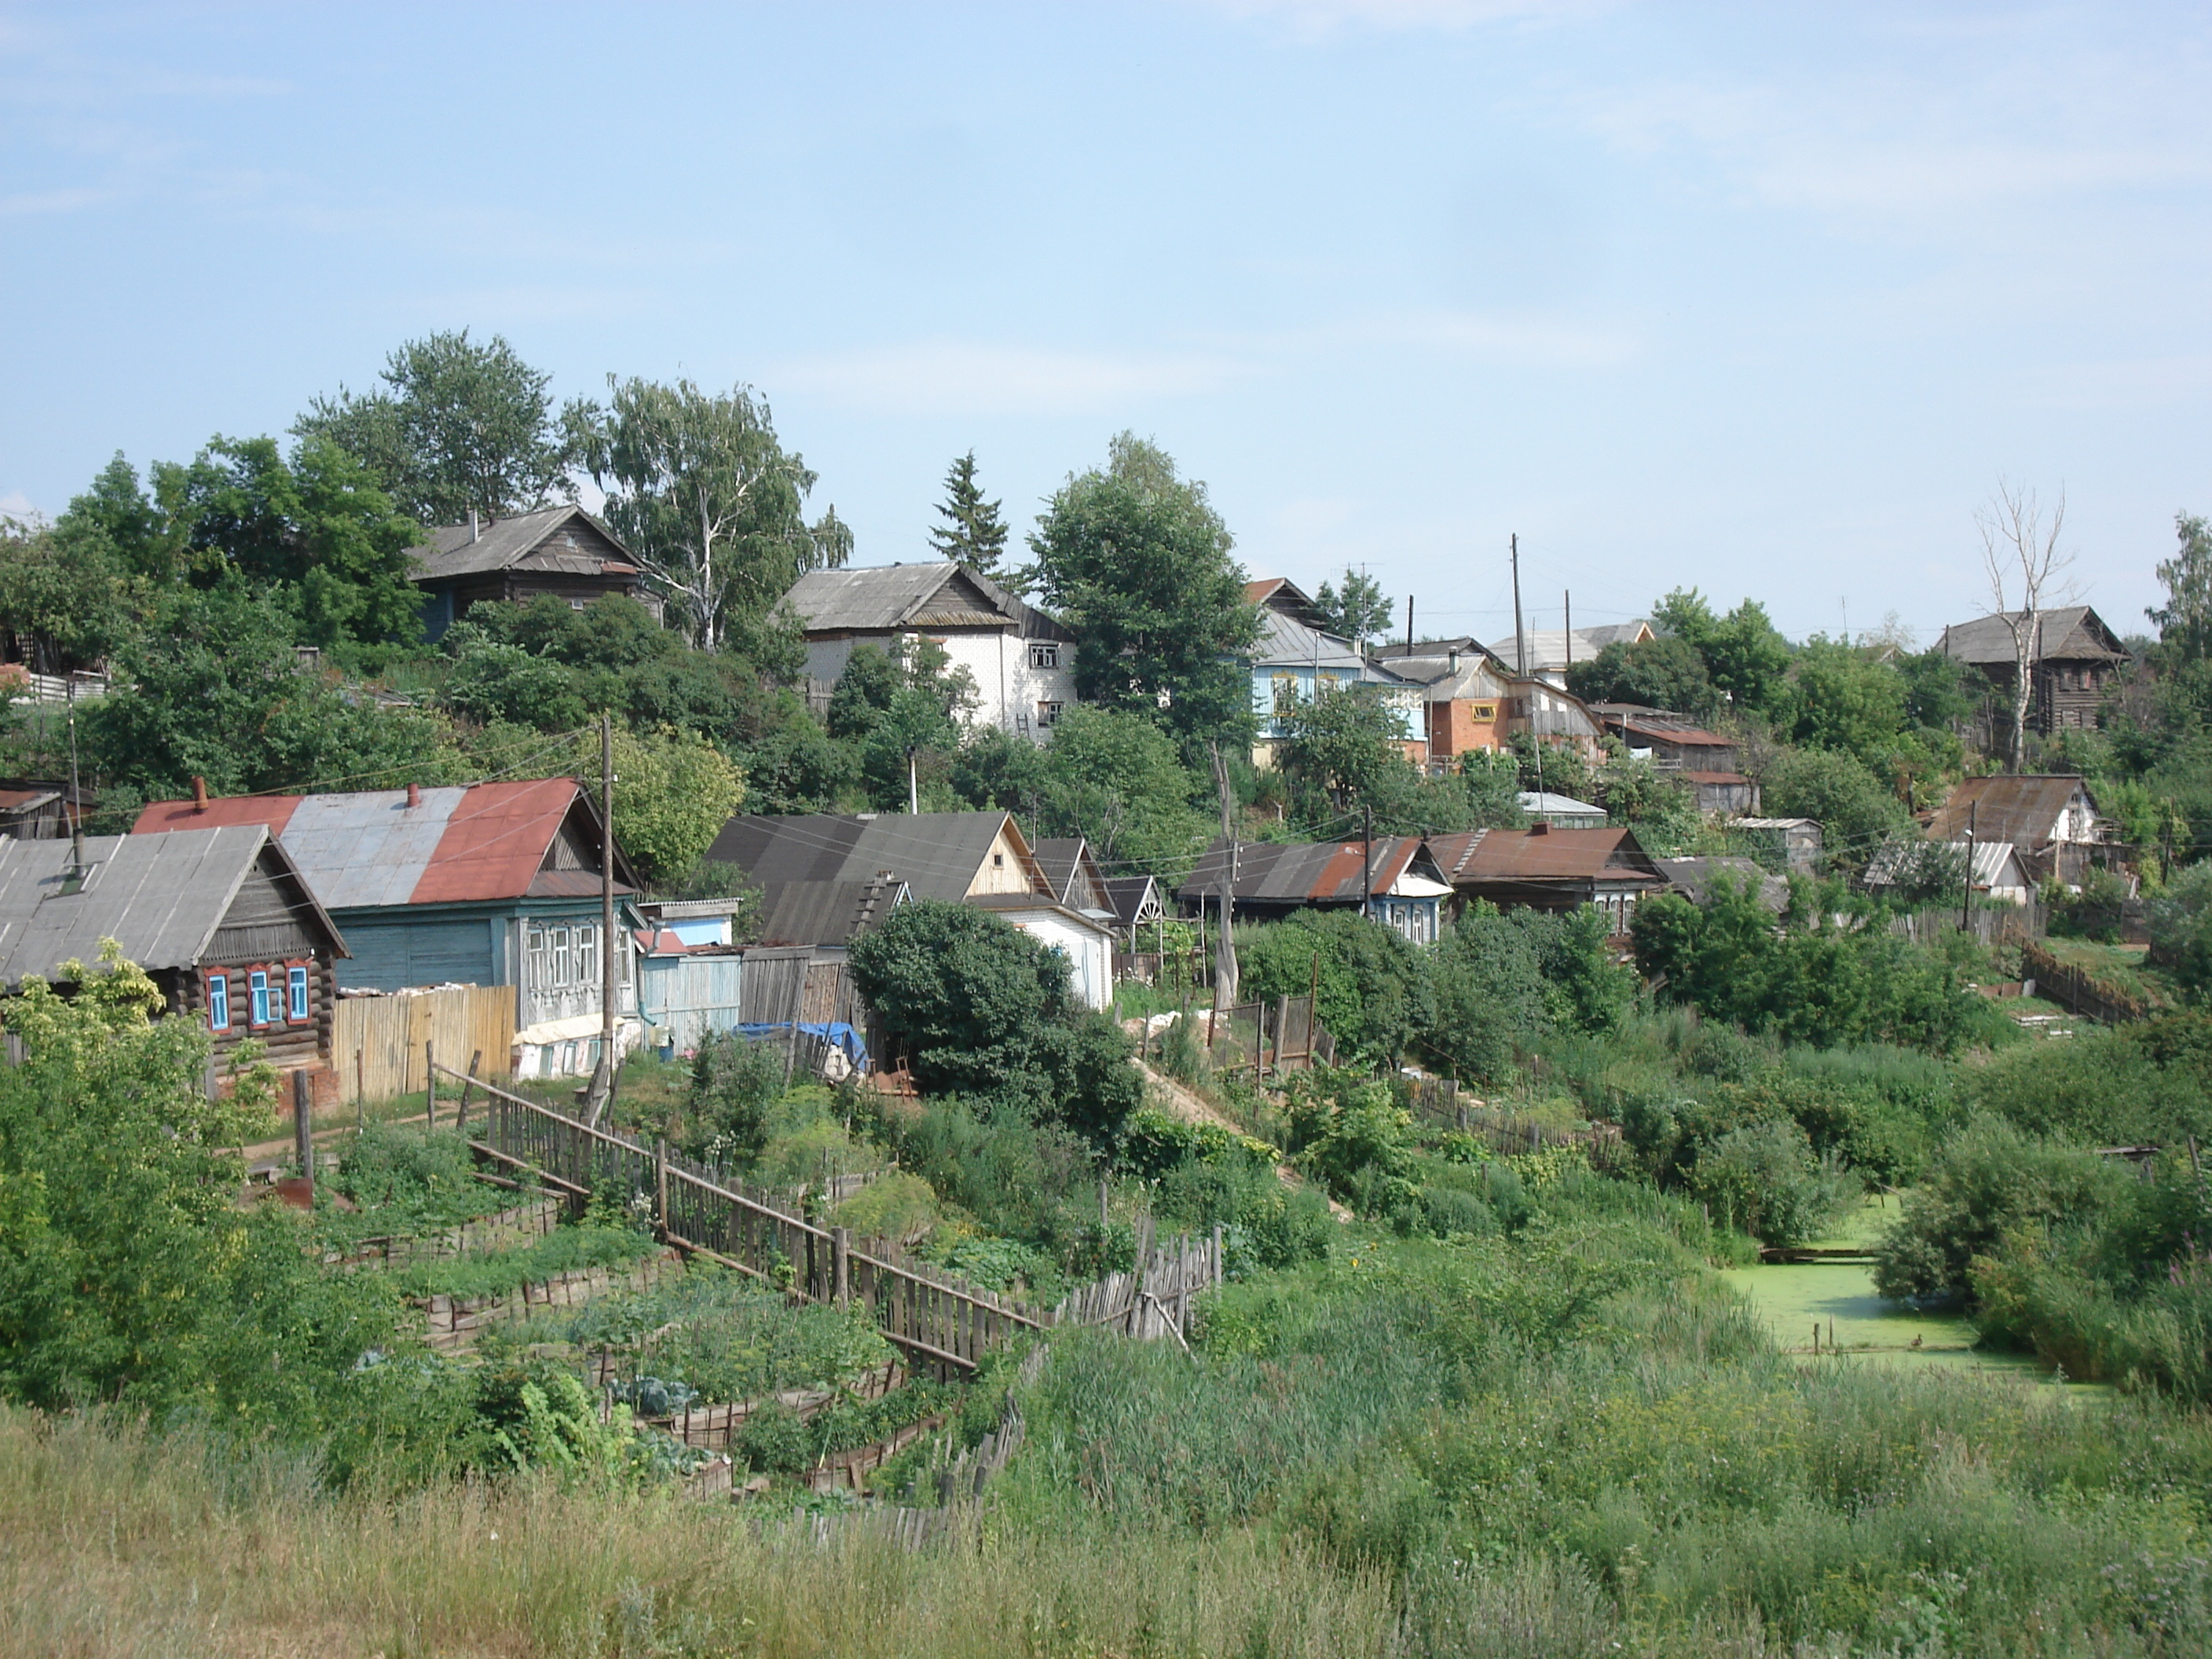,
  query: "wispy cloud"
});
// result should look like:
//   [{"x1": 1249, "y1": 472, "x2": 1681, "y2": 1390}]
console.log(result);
[
  {"x1": 0, "y1": 491, "x2": 40, "y2": 522},
  {"x1": 0, "y1": 186, "x2": 116, "y2": 217},
  {"x1": 771, "y1": 340, "x2": 1248, "y2": 417}
]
